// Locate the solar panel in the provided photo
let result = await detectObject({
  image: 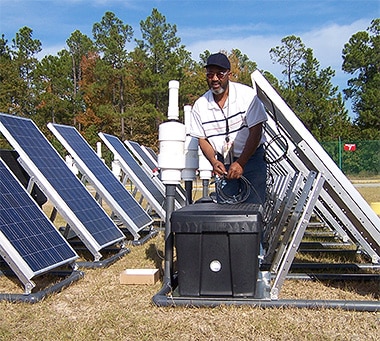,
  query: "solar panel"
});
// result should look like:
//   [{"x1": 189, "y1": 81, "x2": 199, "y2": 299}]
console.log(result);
[
  {"x1": 99, "y1": 133, "x2": 166, "y2": 220},
  {"x1": 125, "y1": 140, "x2": 186, "y2": 207},
  {"x1": 0, "y1": 114, "x2": 125, "y2": 261},
  {"x1": 125, "y1": 140, "x2": 158, "y2": 174},
  {"x1": 0, "y1": 158, "x2": 78, "y2": 293},
  {"x1": 0, "y1": 149, "x2": 47, "y2": 207},
  {"x1": 48, "y1": 124, "x2": 153, "y2": 239},
  {"x1": 144, "y1": 146, "x2": 158, "y2": 163}
]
